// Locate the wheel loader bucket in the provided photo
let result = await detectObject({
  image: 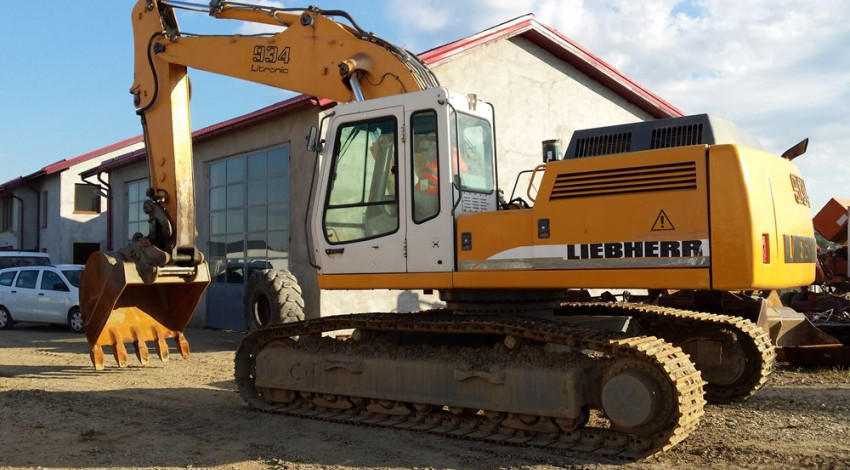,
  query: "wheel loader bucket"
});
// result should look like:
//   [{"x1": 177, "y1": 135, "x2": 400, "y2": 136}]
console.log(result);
[{"x1": 80, "y1": 251, "x2": 211, "y2": 370}]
